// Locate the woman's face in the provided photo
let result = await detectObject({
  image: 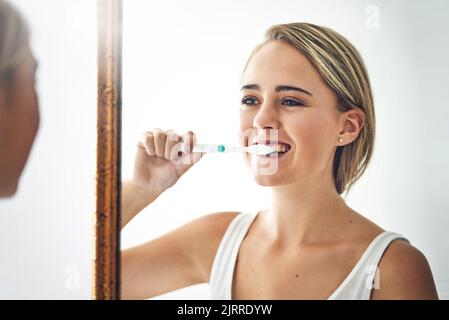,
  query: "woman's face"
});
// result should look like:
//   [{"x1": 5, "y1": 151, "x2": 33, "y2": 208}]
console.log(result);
[
  {"x1": 0, "y1": 45, "x2": 40, "y2": 197},
  {"x1": 239, "y1": 40, "x2": 347, "y2": 187}
]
